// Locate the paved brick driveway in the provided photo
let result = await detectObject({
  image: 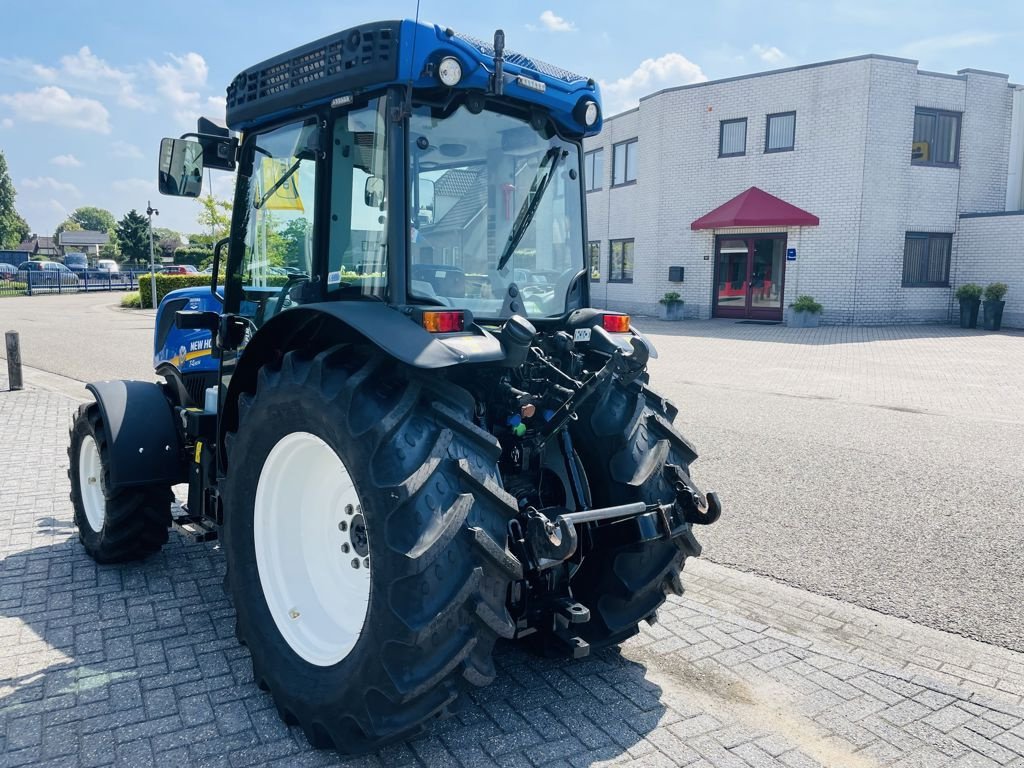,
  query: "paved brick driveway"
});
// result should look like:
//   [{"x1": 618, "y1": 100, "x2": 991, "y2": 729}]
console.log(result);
[{"x1": 3, "y1": 381, "x2": 1024, "y2": 766}]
